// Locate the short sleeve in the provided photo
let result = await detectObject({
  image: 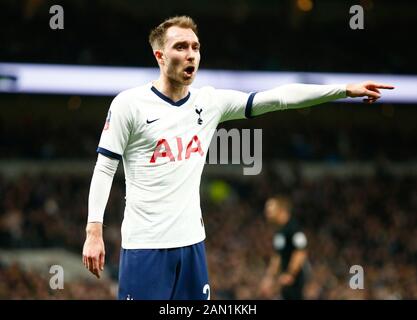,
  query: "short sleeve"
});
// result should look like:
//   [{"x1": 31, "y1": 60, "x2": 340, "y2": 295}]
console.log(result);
[
  {"x1": 273, "y1": 233, "x2": 286, "y2": 251},
  {"x1": 215, "y1": 89, "x2": 256, "y2": 123},
  {"x1": 97, "y1": 93, "x2": 133, "y2": 160},
  {"x1": 292, "y1": 231, "x2": 307, "y2": 249}
]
